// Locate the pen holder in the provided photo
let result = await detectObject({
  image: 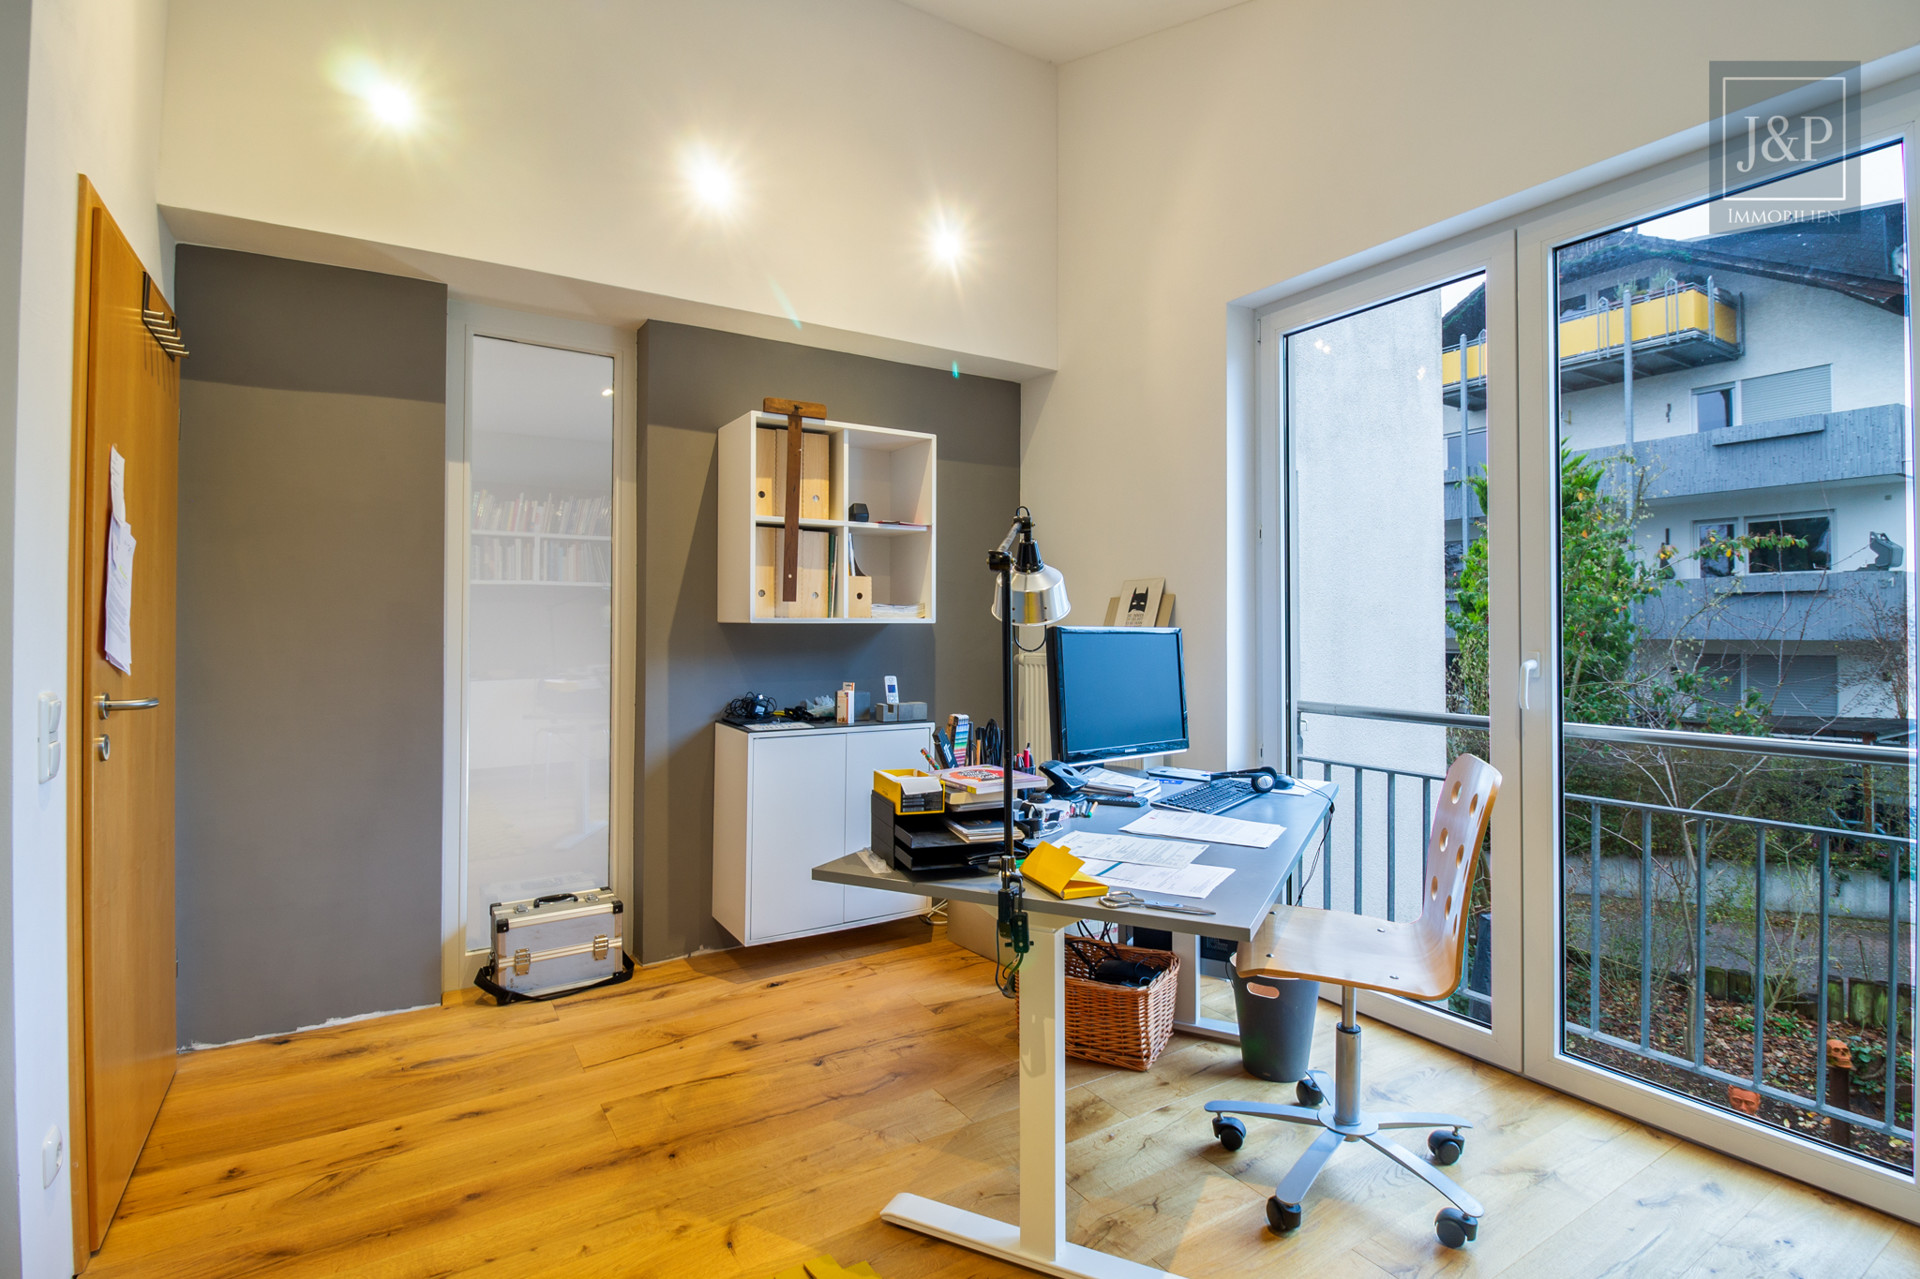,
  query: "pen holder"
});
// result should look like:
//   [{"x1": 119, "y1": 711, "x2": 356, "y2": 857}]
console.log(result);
[{"x1": 1018, "y1": 942, "x2": 1179, "y2": 1071}]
